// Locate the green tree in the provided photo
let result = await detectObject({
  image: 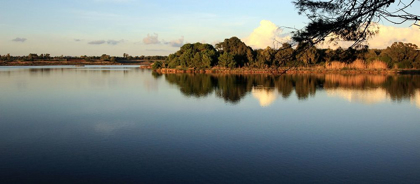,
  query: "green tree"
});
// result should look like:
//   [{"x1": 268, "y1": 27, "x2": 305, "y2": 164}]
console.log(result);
[
  {"x1": 6, "y1": 53, "x2": 11, "y2": 61},
  {"x1": 364, "y1": 49, "x2": 380, "y2": 62},
  {"x1": 100, "y1": 54, "x2": 110, "y2": 61},
  {"x1": 215, "y1": 37, "x2": 254, "y2": 67},
  {"x1": 275, "y1": 43, "x2": 294, "y2": 66},
  {"x1": 166, "y1": 43, "x2": 218, "y2": 69},
  {"x1": 28, "y1": 53, "x2": 38, "y2": 61},
  {"x1": 193, "y1": 52, "x2": 201, "y2": 68},
  {"x1": 254, "y1": 48, "x2": 275, "y2": 68},
  {"x1": 110, "y1": 56, "x2": 116, "y2": 63},
  {"x1": 296, "y1": 45, "x2": 319, "y2": 66},
  {"x1": 218, "y1": 52, "x2": 236, "y2": 68},
  {"x1": 324, "y1": 48, "x2": 335, "y2": 63},
  {"x1": 152, "y1": 61, "x2": 163, "y2": 70},
  {"x1": 381, "y1": 42, "x2": 419, "y2": 68}
]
